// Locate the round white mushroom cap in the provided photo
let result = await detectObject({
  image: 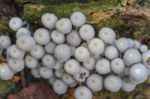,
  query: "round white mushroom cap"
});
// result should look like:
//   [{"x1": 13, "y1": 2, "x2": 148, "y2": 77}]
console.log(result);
[
  {"x1": 0, "y1": 63, "x2": 14, "y2": 80},
  {"x1": 41, "y1": 13, "x2": 58, "y2": 29},
  {"x1": 123, "y1": 48, "x2": 141, "y2": 66},
  {"x1": 54, "y1": 44, "x2": 71, "y2": 62},
  {"x1": 8, "y1": 58, "x2": 25, "y2": 72},
  {"x1": 16, "y1": 35, "x2": 36, "y2": 51},
  {"x1": 9, "y1": 17, "x2": 23, "y2": 31},
  {"x1": 133, "y1": 40, "x2": 141, "y2": 49},
  {"x1": 105, "y1": 45, "x2": 119, "y2": 60},
  {"x1": 129, "y1": 63, "x2": 148, "y2": 84},
  {"x1": 55, "y1": 68, "x2": 64, "y2": 78},
  {"x1": 96, "y1": 58, "x2": 111, "y2": 74},
  {"x1": 104, "y1": 75, "x2": 122, "y2": 92},
  {"x1": 53, "y1": 79, "x2": 68, "y2": 95},
  {"x1": 70, "y1": 11, "x2": 86, "y2": 27},
  {"x1": 31, "y1": 67, "x2": 41, "y2": 78},
  {"x1": 74, "y1": 86, "x2": 93, "y2": 99},
  {"x1": 44, "y1": 42, "x2": 56, "y2": 54},
  {"x1": 87, "y1": 74, "x2": 103, "y2": 92},
  {"x1": 83, "y1": 57, "x2": 96, "y2": 70},
  {"x1": 56, "y1": 18, "x2": 72, "y2": 34},
  {"x1": 111, "y1": 58, "x2": 125, "y2": 74},
  {"x1": 30, "y1": 45, "x2": 45, "y2": 59},
  {"x1": 62, "y1": 73, "x2": 75, "y2": 85},
  {"x1": 140, "y1": 44, "x2": 148, "y2": 53},
  {"x1": 122, "y1": 79, "x2": 136, "y2": 92},
  {"x1": 16, "y1": 28, "x2": 31, "y2": 38},
  {"x1": 7, "y1": 45, "x2": 25, "y2": 59},
  {"x1": 79, "y1": 24, "x2": 95, "y2": 41},
  {"x1": 0, "y1": 35, "x2": 11, "y2": 49},
  {"x1": 99, "y1": 27, "x2": 116, "y2": 44},
  {"x1": 34, "y1": 28, "x2": 50, "y2": 45},
  {"x1": 51, "y1": 30, "x2": 65, "y2": 44},
  {"x1": 52, "y1": 61, "x2": 63, "y2": 70},
  {"x1": 64, "y1": 59, "x2": 80, "y2": 75},
  {"x1": 66, "y1": 30, "x2": 81, "y2": 47},
  {"x1": 40, "y1": 67, "x2": 53, "y2": 79},
  {"x1": 116, "y1": 38, "x2": 129, "y2": 53},
  {"x1": 42, "y1": 54, "x2": 56, "y2": 68},
  {"x1": 88, "y1": 38, "x2": 105, "y2": 55},
  {"x1": 74, "y1": 46, "x2": 90, "y2": 62},
  {"x1": 25, "y1": 55, "x2": 38, "y2": 69}
]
